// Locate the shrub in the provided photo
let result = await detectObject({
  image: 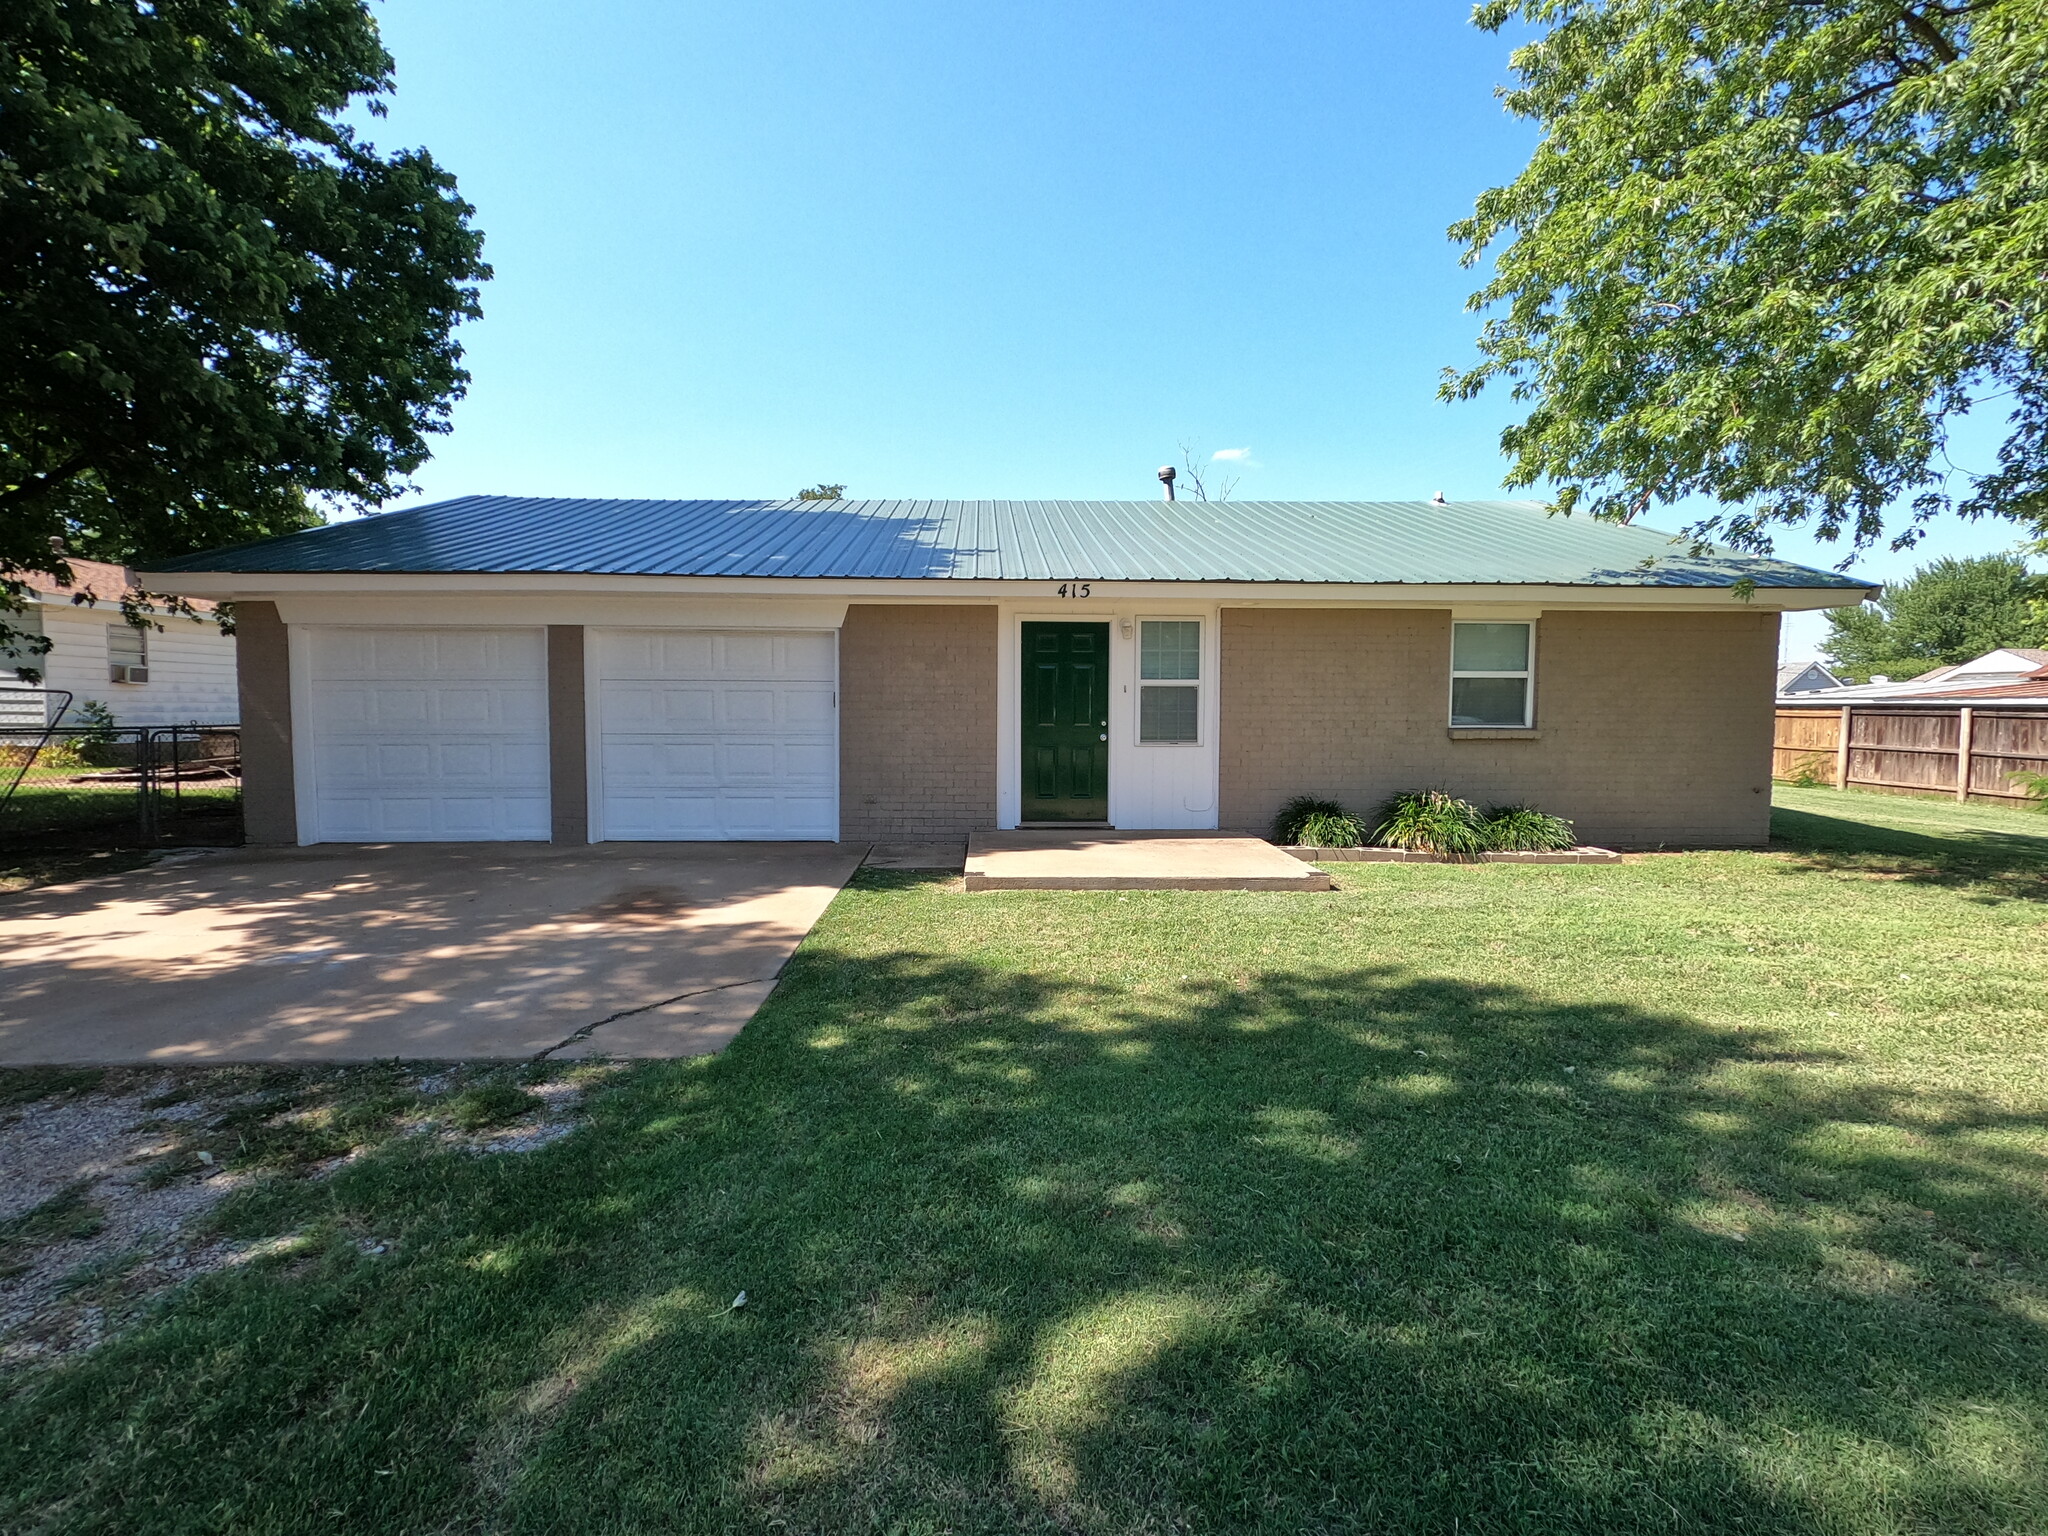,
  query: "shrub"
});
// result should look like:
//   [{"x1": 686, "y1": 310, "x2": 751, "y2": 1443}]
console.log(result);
[
  {"x1": 1272, "y1": 795, "x2": 1354, "y2": 845},
  {"x1": 1371, "y1": 789, "x2": 1488, "y2": 860},
  {"x1": 1294, "y1": 810, "x2": 1364, "y2": 848},
  {"x1": 1781, "y1": 752, "x2": 1832, "y2": 789},
  {"x1": 2013, "y1": 770, "x2": 2048, "y2": 811},
  {"x1": 1480, "y1": 805, "x2": 1577, "y2": 852}
]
